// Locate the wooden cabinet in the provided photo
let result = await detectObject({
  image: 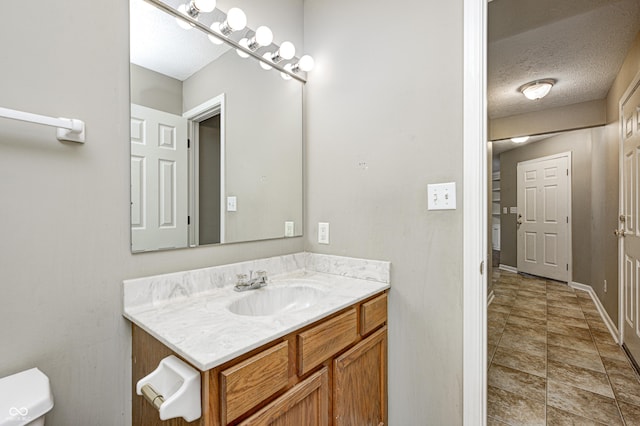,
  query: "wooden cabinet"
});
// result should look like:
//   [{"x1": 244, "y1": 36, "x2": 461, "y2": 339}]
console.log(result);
[
  {"x1": 239, "y1": 368, "x2": 329, "y2": 426},
  {"x1": 334, "y1": 327, "x2": 387, "y2": 426},
  {"x1": 132, "y1": 291, "x2": 388, "y2": 426}
]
